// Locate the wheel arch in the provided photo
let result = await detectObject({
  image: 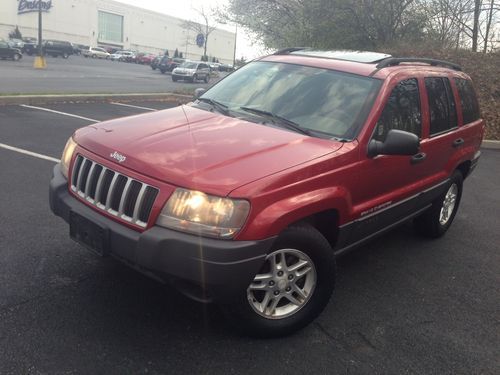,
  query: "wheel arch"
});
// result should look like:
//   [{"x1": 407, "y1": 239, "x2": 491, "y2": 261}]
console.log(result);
[{"x1": 236, "y1": 187, "x2": 350, "y2": 245}]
